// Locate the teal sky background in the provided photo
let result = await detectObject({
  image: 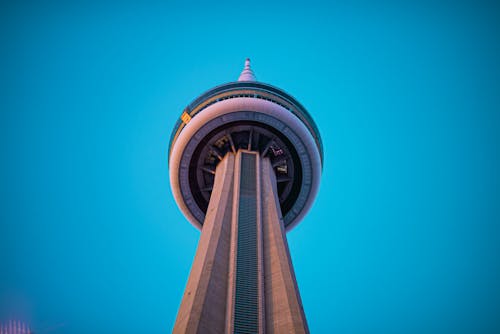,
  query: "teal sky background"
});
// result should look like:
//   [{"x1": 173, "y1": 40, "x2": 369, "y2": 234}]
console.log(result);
[{"x1": 1, "y1": 1, "x2": 499, "y2": 333}]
